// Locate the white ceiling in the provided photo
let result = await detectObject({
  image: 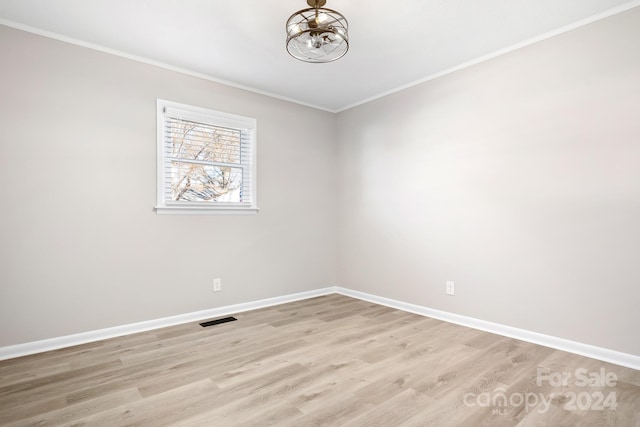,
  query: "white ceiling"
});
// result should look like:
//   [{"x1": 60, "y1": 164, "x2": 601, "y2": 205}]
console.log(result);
[{"x1": 0, "y1": 0, "x2": 638, "y2": 112}]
